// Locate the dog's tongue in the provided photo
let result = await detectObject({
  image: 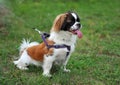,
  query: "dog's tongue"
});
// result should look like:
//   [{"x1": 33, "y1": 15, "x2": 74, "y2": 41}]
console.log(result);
[{"x1": 74, "y1": 30, "x2": 83, "y2": 38}]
